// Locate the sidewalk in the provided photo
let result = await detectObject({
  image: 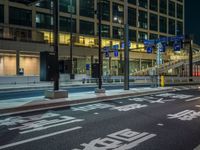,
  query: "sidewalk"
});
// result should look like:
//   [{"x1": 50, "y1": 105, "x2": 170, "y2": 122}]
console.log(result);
[{"x1": 0, "y1": 86, "x2": 173, "y2": 116}]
